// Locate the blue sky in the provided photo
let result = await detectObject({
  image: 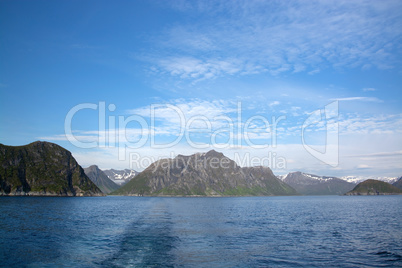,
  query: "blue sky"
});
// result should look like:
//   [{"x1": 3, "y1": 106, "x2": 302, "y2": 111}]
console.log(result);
[{"x1": 1, "y1": 0, "x2": 401, "y2": 177}]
